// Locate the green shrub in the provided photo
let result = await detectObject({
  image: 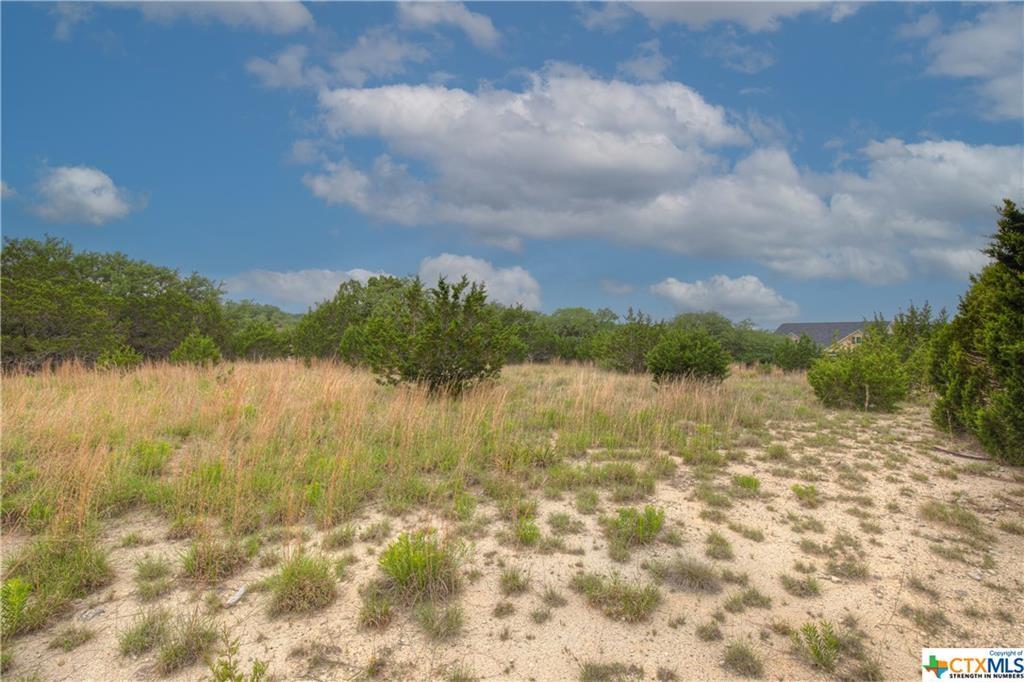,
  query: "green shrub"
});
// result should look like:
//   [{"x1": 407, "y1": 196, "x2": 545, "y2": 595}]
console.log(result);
[
  {"x1": 378, "y1": 531, "x2": 461, "y2": 603},
  {"x1": 569, "y1": 572, "x2": 661, "y2": 622},
  {"x1": 1, "y1": 578, "x2": 31, "y2": 640},
  {"x1": 356, "y1": 277, "x2": 513, "y2": 396},
  {"x1": 645, "y1": 329, "x2": 730, "y2": 383},
  {"x1": 773, "y1": 334, "x2": 819, "y2": 371},
  {"x1": 96, "y1": 344, "x2": 144, "y2": 370},
  {"x1": 169, "y1": 332, "x2": 222, "y2": 366},
  {"x1": 604, "y1": 506, "x2": 664, "y2": 559},
  {"x1": 157, "y1": 611, "x2": 217, "y2": 674},
  {"x1": 807, "y1": 326, "x2": 908, "y2": 411},
  {"x1": 930, "y1": 200, "x2": 1024, "y2": 464},
  {"x1": 592, "y1": 309, "x2": 664, "y2": 374},
  {"x1": 266, "y1": 554, "x2": 336, "y2": 615},
  {"x1": 792, "y1": 620, "x2": 840, "y2": 672}
]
